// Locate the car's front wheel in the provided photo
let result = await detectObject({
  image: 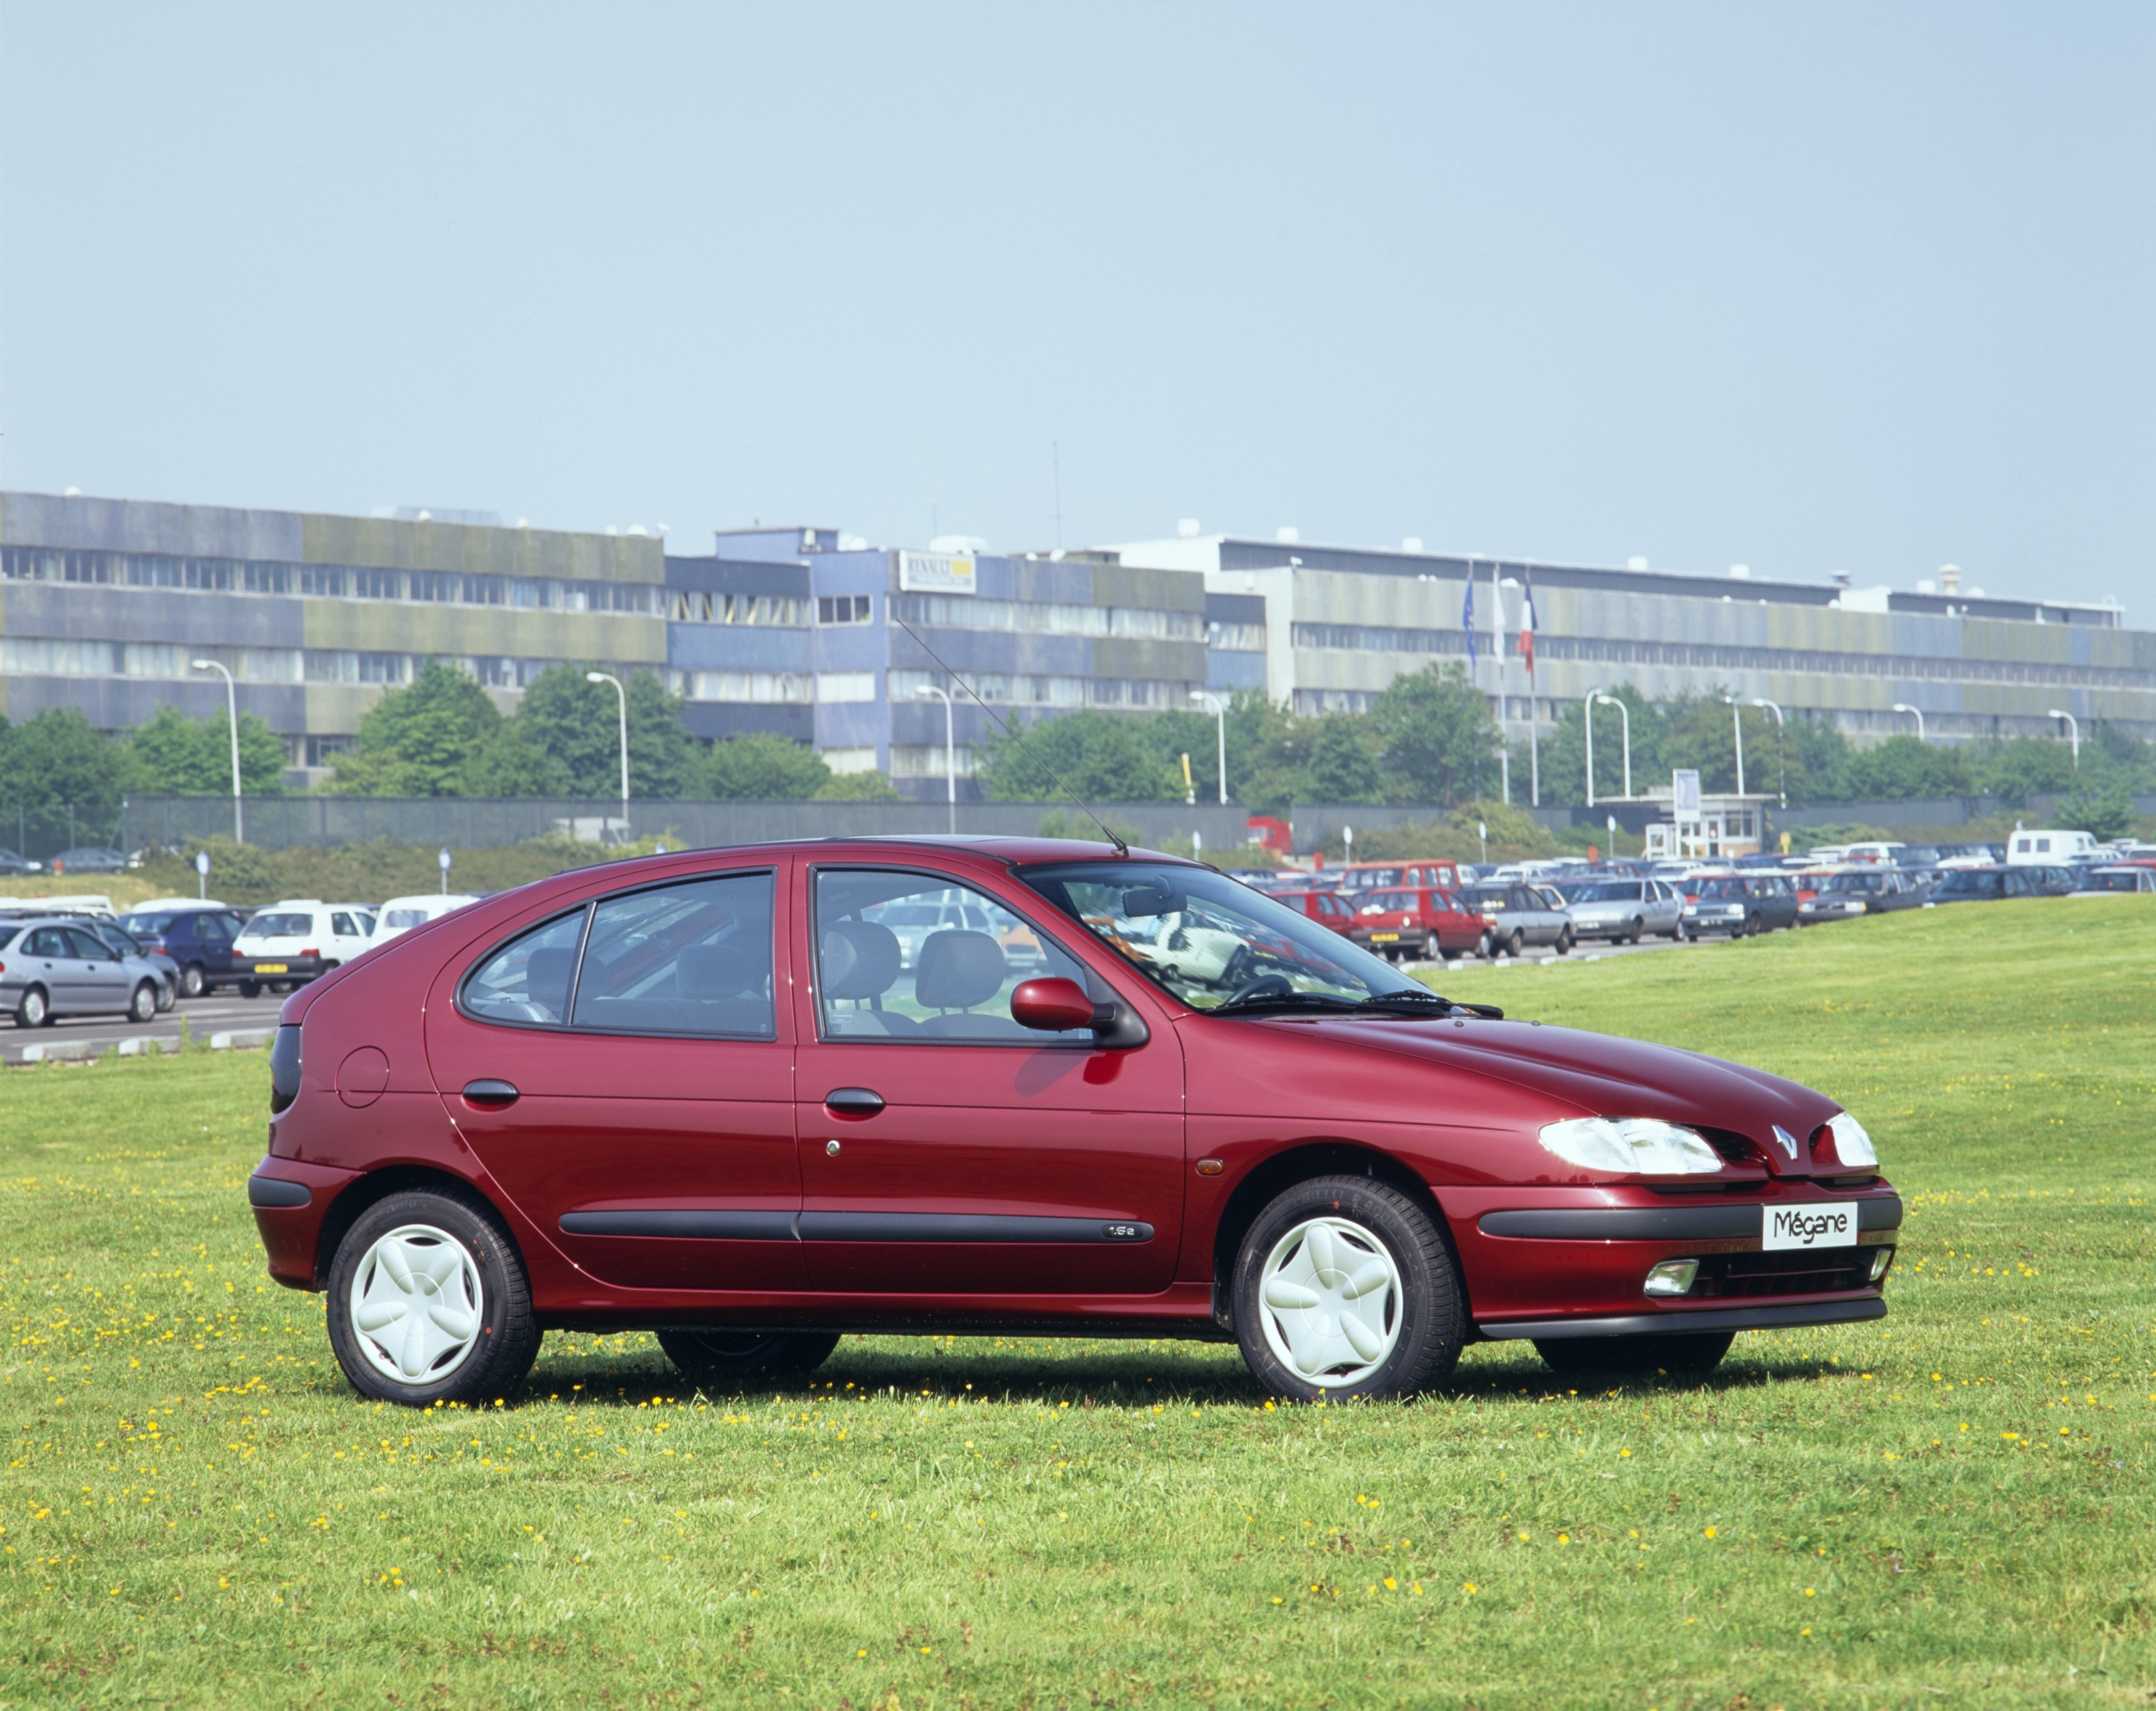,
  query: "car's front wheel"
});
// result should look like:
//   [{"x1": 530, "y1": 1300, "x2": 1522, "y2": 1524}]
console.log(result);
[
  {"x1": 326, "y1": 1188, "x2": 540, "y2": 1406},
  {"x1": 656, "y1": 1330, "x2": 841, "y2": 1385},
  {"x1": 1534, "y1": 1330, "x2": 1734, "y2": 1383},
  {"x1": 1504, "y1": 929, "x2": 1525, "y2": 958},
  {"x1": 14, "y1": 986, "x2": 48, "y2": 1028},
  {"x1": 1232, "y1": 1175, "x2": 1463, "y2": 1402}
]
